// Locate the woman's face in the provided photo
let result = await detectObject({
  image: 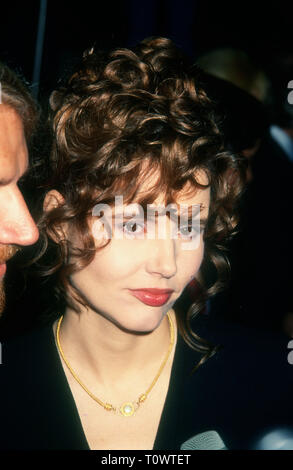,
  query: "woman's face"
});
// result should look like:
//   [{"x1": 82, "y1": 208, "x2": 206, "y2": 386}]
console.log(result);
[{"x1": 68, "y1": 174, "x2": 210, "y2": 333}]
